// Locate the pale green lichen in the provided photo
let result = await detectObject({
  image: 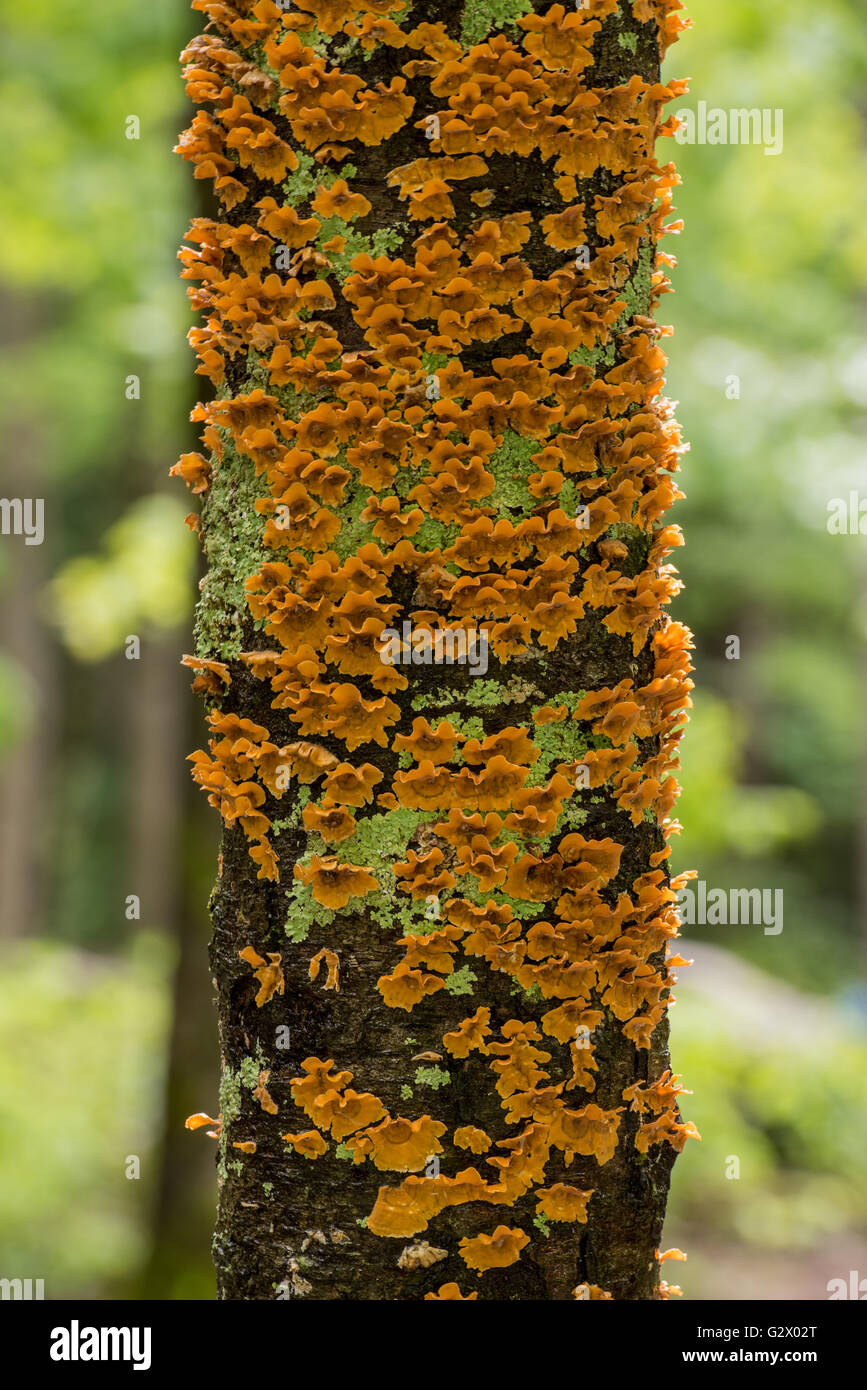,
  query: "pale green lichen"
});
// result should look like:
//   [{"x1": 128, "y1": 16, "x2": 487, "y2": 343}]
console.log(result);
[
  {"x1": 511, "y1": 979, "x2": 545, "y2": 1005},
  {"x1": 336, "y1": 809, "x2": 428, "y2": 867},
  {"x1": 616, "y1": 242, "x2": 655, "y2": 325},
  {"x1": 284, "y1": 878, "x2": 335, "y2": 944},
  {"x1": 444, "y1": 965, "x2": 477, "y2": 996},
  {"x1": 618, "y1": 31, "x2": 638, "y2": 53},
  {"x1": 218, "y1": 1045, "x2": 266, "y2": 1178},
  {"x1": 568, "y1": 244, "x2": 657, "y2": 376},
  {"x1": 297, "y1": 26, "x2": 328, "y2": 55},
  {"x1": 370, "y1": 892, "x2": 440, "y2": 936},
  {"x1": 525, "y1": 717, "x2": 597, "y2": 788},
  {"x1": 283, "y1": 152, "x2": 327, "y2": 205},
  {"x1": 331, "y1": 35, "x2": 360, "y2": 63},
  {"x1": 448, "y1": 714, "x2": 486, "y2": 746},
  {"x1": 332, "y1": 478, "x2": 377, "y2": 561},
  {"x1": 284, "y1": 809, "x2": 434, "y2": 942},
  {"x1": 421, "y1": 351, "x2": 452, "y2": 374},
  {"x1": 195, "y1": 434, "x2": 270, "y2": 661},
  {"x1": 570, "y1": 340, "x2": 617, "y2": 372},
  {"x1": 412, "y1": 677, "x2": 543, "y2": 714},
  {"x1": 272, "y1": 785, "x2": 311, "y2": 835},
  {"x1": 316, "y1": 215, "x2": 405, "y2": 283},
  {"x1": 487, "y1": 430, "x2": 540, "y2": 513},
  {"x1": 413, "y1": 516, "x2": 460, "y2": 552},
  {"x1": 534, "y1": 1213, "x2": 552, "y2": 1237},
  {"x1": 460, "y1": 0, "x2": 533, "y2": 47},
  {"x1": 414, "y1": 1065, "x2": 451, "y2": 1089},
  {"x1": 400, "y1": 1084, "x2": 414, "y2": 1100}
]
